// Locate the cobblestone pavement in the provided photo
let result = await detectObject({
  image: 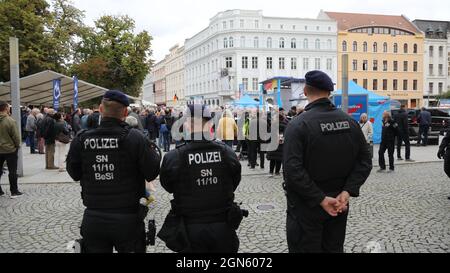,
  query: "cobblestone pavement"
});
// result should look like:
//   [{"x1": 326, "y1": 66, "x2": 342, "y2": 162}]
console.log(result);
[{"x1": 0, "y1": 162, "x2": 449, "y2": 253}]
